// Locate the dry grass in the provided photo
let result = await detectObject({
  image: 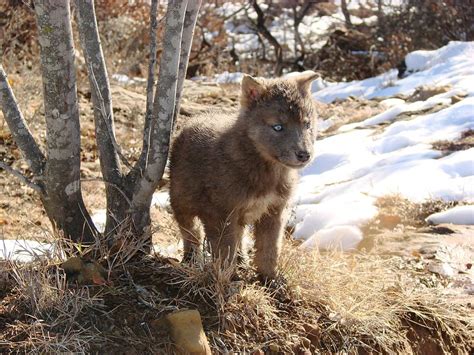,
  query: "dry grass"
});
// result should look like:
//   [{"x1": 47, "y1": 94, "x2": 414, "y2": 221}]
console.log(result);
[
  {"x1": 316, "y1": 97, "x2": 384, "y2": 136},
  {"x1": 2, "y1": 237, "x2": 472, "y2": 353},
  {"x1": 369, "y1": 194, "x2": 461, "y2": 231},
  {"x1": 1, "y1": 259, "x2": 104, "y2": 353},
  {"x1": 281, "y1": 248, "x2": 473, "y2": 353},
  {"x1": 432, "y1": 129, "x2": 474, "y2": 154}
]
